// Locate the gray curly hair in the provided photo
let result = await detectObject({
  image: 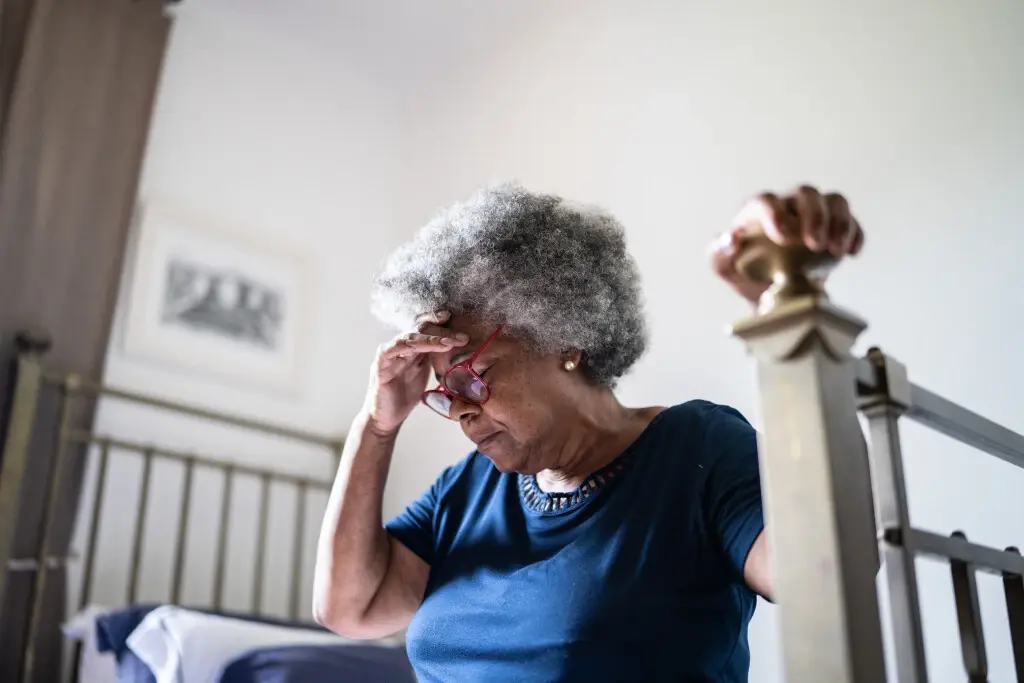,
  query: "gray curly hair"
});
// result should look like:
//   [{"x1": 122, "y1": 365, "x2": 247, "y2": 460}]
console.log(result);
[{"x1": 370, "y1": 183, "x2": 648, "y2": 387}]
